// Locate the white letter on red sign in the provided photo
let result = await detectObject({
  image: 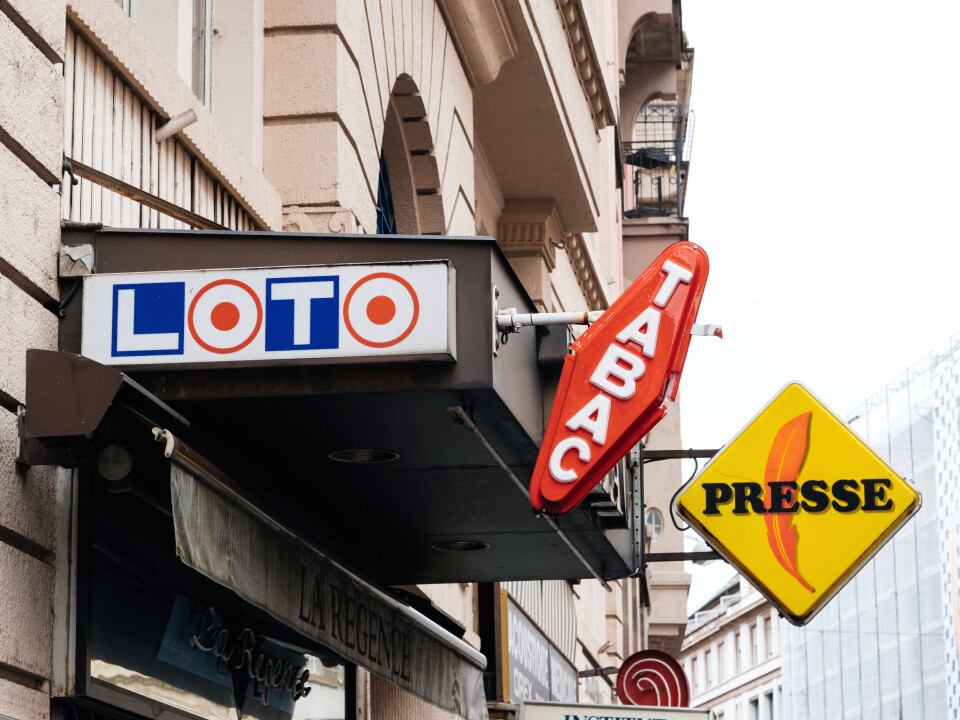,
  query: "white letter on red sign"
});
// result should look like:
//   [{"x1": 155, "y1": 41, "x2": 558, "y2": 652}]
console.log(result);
[
  {"x1": 616, "y1": 307, "x2": 661, "y2": 358},
  {"x1": 549, "y1": 437, "x2": 591, "y2": 482},
  {"x1": 654, "y1": 260, "x2": 693, "y2": 308},
  {"x1": 565, "y1": 393, "x2": 612, "y2": 445},
  {"x1": 590, "y1": 345, "x2": 645, "y2": 400}
]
